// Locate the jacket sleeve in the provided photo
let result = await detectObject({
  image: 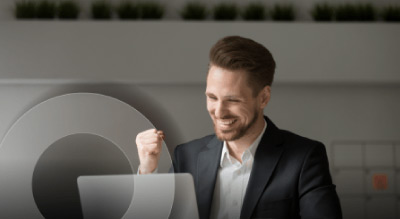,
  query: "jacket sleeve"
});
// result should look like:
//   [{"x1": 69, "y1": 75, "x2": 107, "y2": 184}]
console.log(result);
[
  {"x1": 169, "y1": 144, "x2": 181, "y2": 173},
  {"x1": 298, "y1": 142, "x2": 342, "y2": 219}
]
